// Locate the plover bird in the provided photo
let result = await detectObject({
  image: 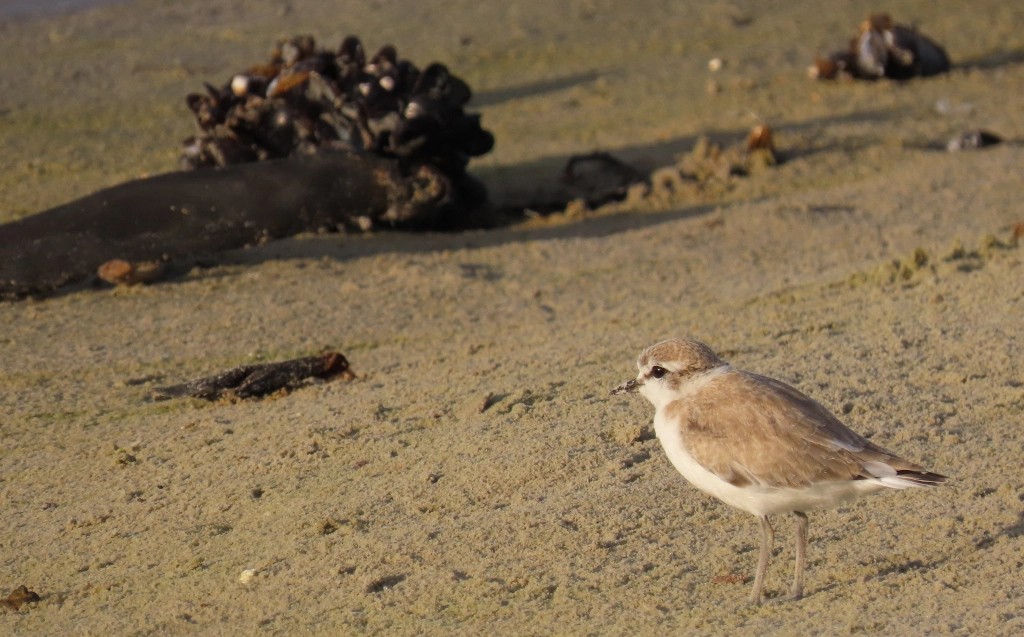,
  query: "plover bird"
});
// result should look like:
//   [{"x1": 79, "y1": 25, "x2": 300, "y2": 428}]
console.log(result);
[{"x1": 611, "y1": 338, "x2": 947, "y2": 603}]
